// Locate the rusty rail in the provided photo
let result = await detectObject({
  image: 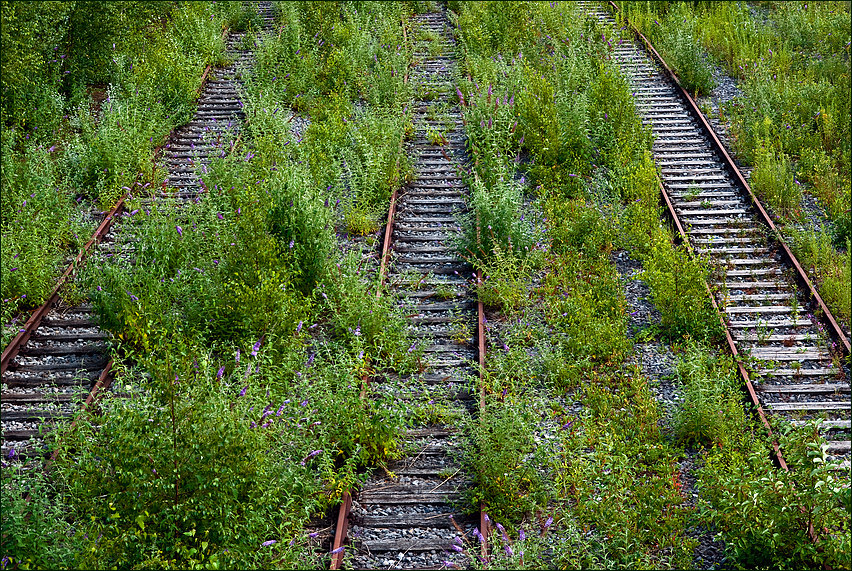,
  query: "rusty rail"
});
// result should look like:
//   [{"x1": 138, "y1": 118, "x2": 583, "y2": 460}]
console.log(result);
[
  {"x1": 610, "y1": 0, "x2": 849, "y2": 357},
  {"x1": 658, "y1": 178, "x2": 789, "y2": 470},
  {"x1": 1, "y1": 194, "x2": 127, "y2": 375}
]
